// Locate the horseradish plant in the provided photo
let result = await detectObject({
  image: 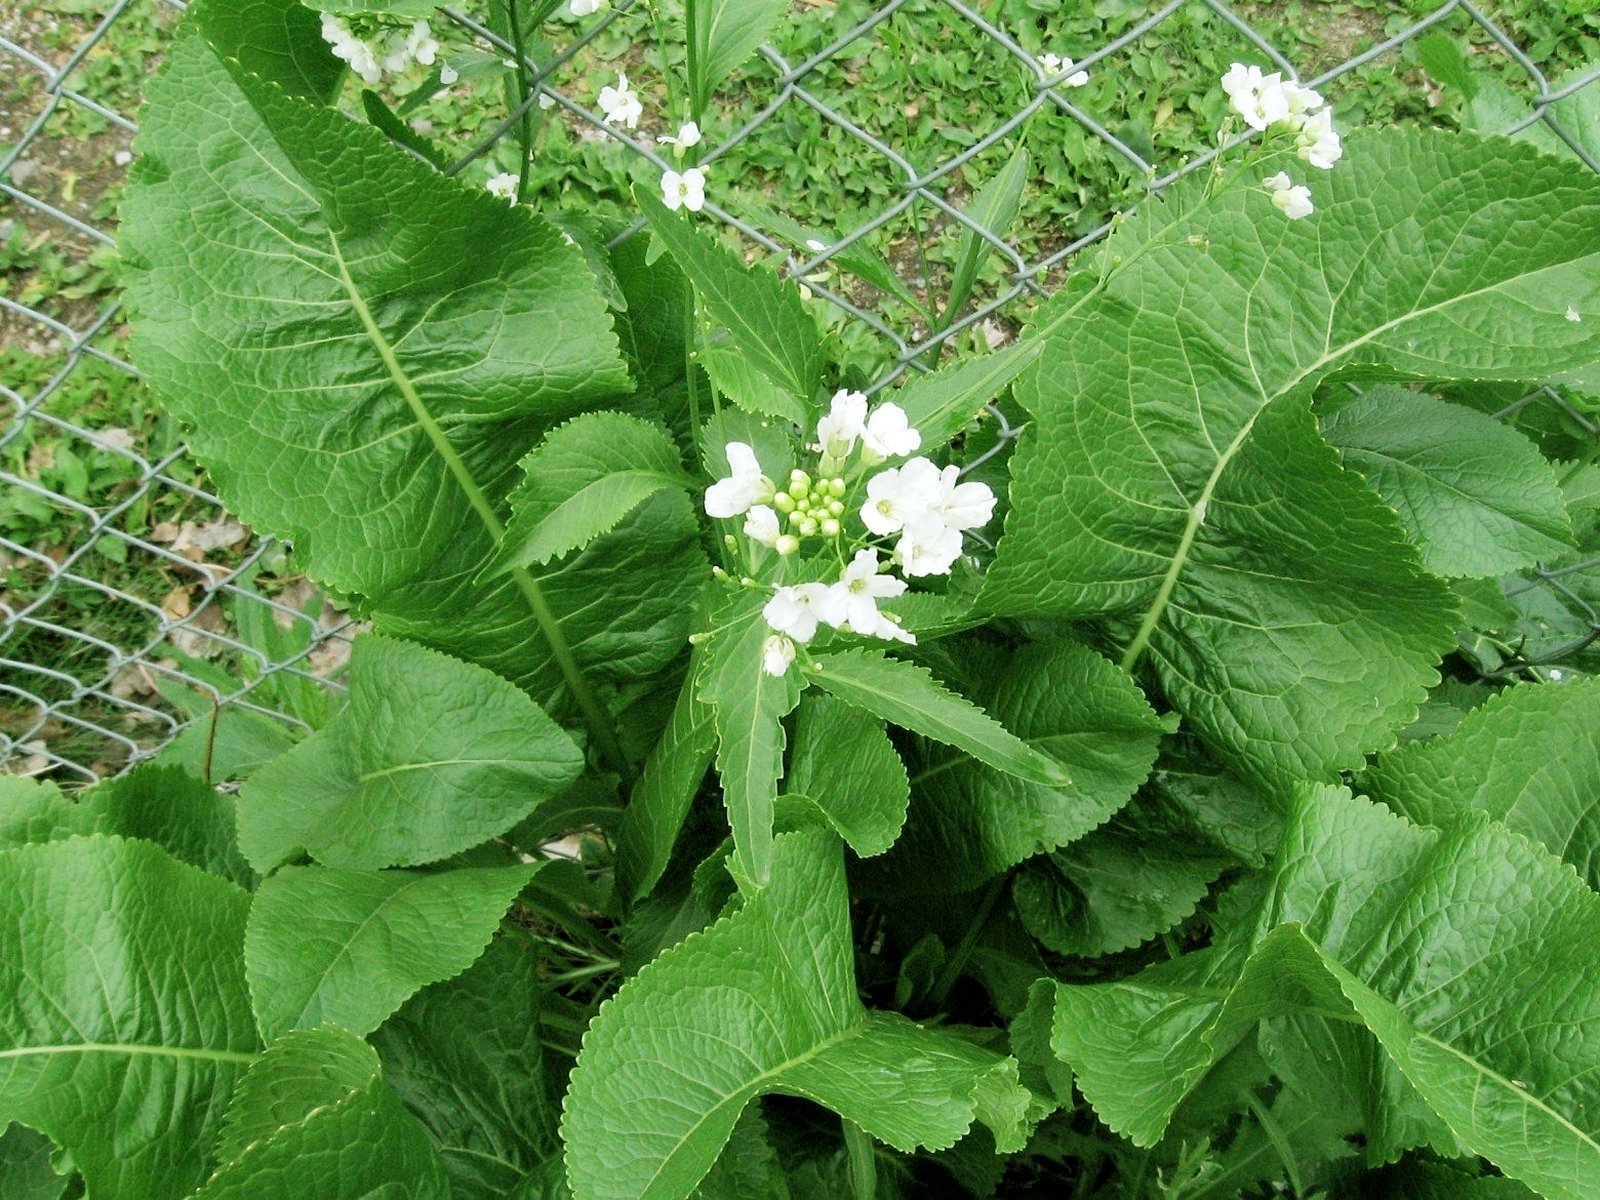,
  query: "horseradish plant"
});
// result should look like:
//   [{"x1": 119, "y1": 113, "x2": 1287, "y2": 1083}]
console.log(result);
[{"x1": 3, "y1": 0, "x2": 1600, "y2": 1196}]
